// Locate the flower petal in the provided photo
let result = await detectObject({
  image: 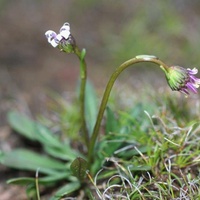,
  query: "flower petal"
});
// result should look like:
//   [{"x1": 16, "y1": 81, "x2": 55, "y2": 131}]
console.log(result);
[
  {"x1": 180, "y1": 87, "x2": 189, "y2": 95},
  {"x1": 55, "y1": 34, "x2": 63, "y2": 42},
  {"x1": 186, "y1": 82, "x2": 198, "y2": 93},
  {"x1": 50, "y1": 39, "x2": 59, "y2": 47},
  {"x1": 59, "y1": 22, "x2": 70, "y2": 39},
  {"x1": 187, "y1": 68, "x2": 198, "y2": 75},
  {"x1": 190, "y1": 76, "x2": 200, "y2": 85},
  {"x1": 60, "y1": 22, "x2": 70, "y2": 31},
  {"x1": 45, "y1": 30, "x2": 57, "y2": 43}
]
